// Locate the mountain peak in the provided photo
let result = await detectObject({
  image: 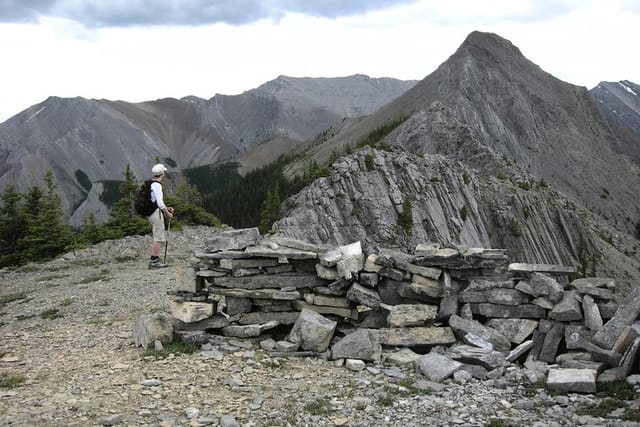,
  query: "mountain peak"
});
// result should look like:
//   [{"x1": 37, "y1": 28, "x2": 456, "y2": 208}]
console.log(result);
[{"x1": 457, "y1": 30, "x2": 524, "y2": 60}]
